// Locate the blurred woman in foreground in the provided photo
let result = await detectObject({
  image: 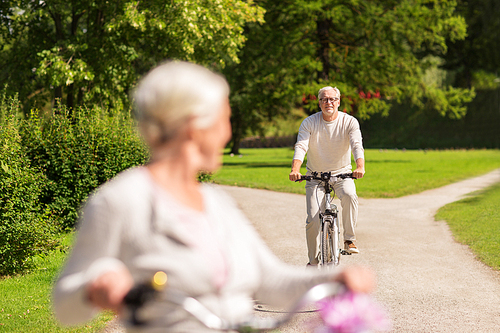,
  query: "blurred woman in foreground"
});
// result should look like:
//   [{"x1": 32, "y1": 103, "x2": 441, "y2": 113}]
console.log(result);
[{"x1": 52, "y1": 61, "x2": 375, "y2": 332}]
